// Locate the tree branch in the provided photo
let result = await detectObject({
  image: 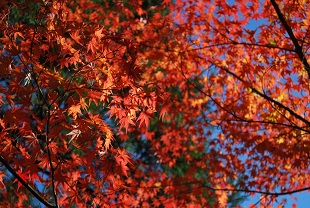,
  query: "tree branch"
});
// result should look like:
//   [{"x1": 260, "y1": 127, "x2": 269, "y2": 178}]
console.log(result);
[
  {"x1": 0, "y1": 156, "x2": 56, "y2": 208},
  {"x1": 144, "y1": 181, "x2": 310, "y2": 197},
  {"x1": 269, "y1": 0, "x2": 310, "y2": 78},
  {"x1": 219, "y1": 65, "x2": 310, "y2": 127},
  {"x1": 202, "y1": 184, "x2": 310, "y2": 196}
]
